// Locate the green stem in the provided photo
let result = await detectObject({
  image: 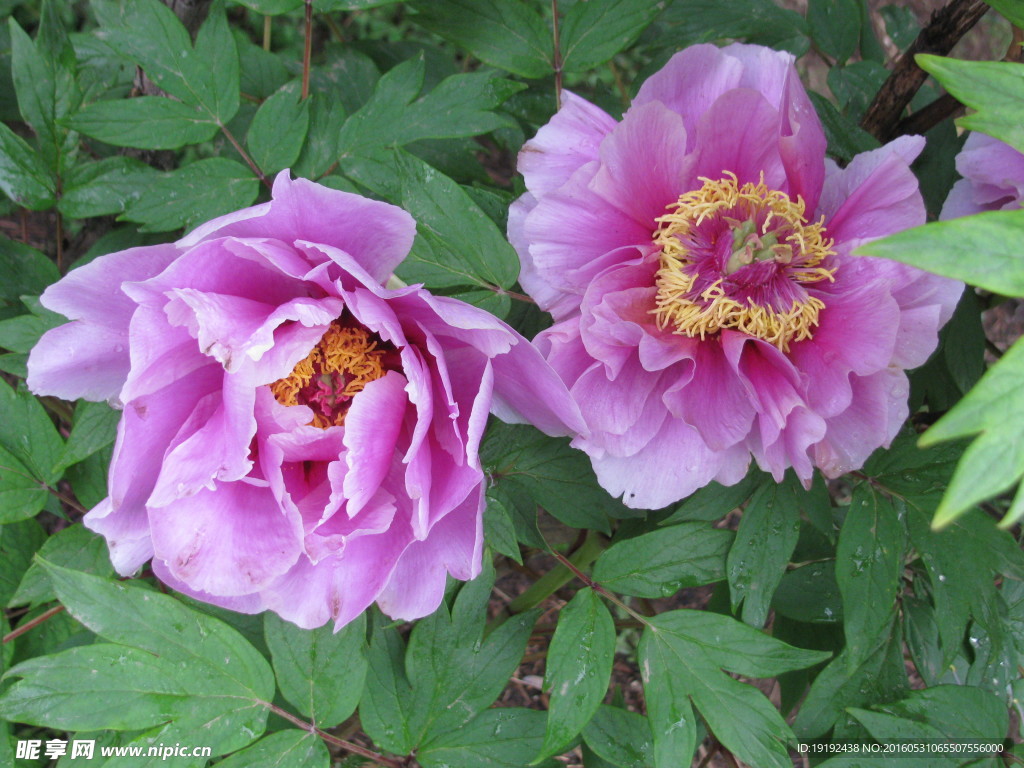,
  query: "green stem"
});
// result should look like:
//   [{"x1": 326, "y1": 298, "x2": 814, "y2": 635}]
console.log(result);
[{"x1": 507, "y1": 530, "x2": 605, "y2": 614}]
